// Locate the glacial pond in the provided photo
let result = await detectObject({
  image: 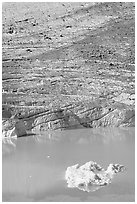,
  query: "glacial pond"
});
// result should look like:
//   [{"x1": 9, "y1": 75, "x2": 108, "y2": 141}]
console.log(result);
[{"x1": 2, "y1": 127, "x2": 135, "y2": 202}]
